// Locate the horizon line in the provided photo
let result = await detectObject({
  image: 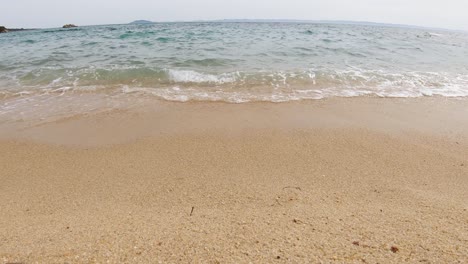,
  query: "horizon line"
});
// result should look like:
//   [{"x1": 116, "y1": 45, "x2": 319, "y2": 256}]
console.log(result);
[{"x1": 3, "y1": 19, "x2": 466, "y2": 33}]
